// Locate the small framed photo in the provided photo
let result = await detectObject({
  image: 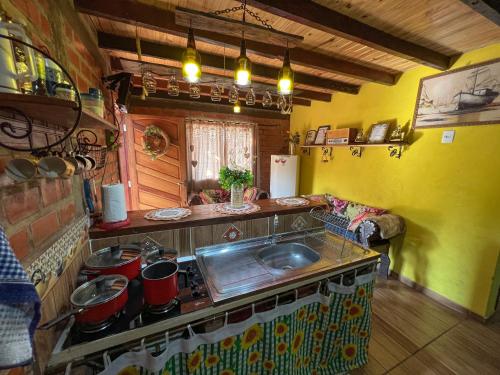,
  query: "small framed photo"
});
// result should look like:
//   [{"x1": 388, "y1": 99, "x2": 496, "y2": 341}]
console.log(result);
[
  {"x1": 368, "y1": 123, "x2": 389, "y2": 144},
  {"x1": 314, "y1": 125, "x2": 331, "y2": 145},
  {"x1": 305, "y1": 130, "x2": 317, "y2": 145}
]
